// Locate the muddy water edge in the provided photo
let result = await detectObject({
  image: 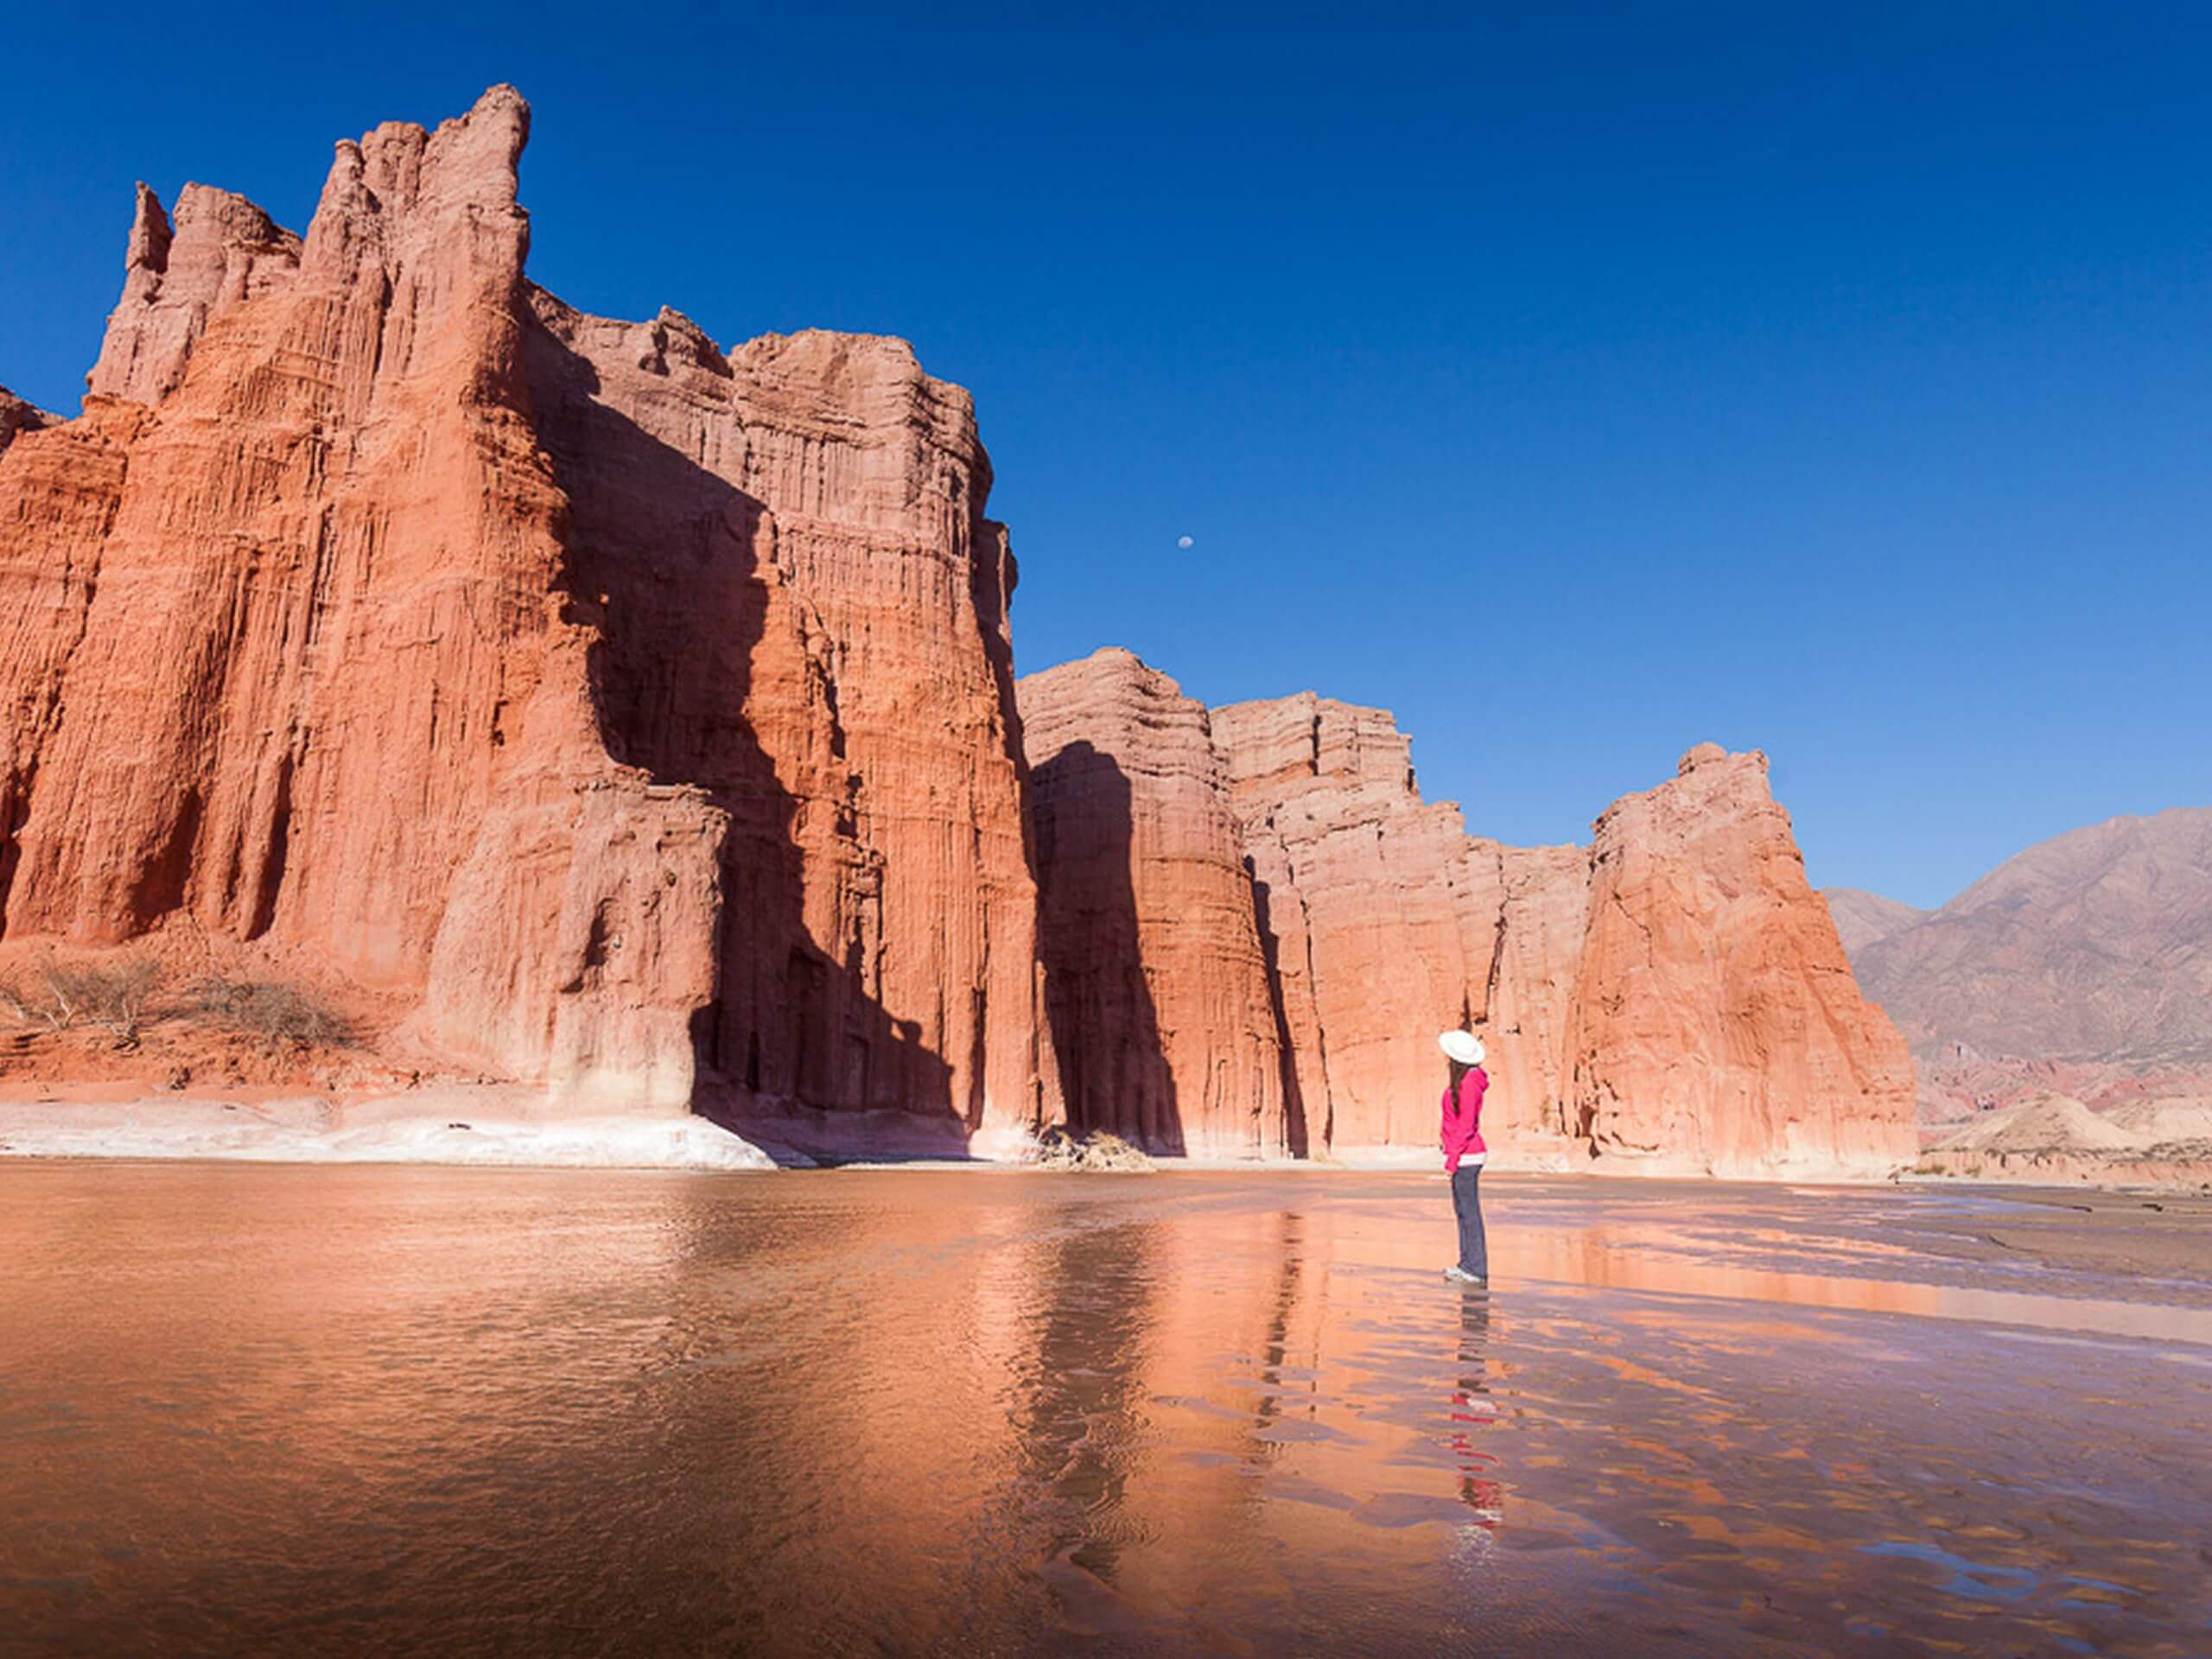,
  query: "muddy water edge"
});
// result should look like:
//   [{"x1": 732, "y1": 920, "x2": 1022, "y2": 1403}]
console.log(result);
[{"x1": 2, "y1": 1166, "x2": 2207, "y2": 1656}]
